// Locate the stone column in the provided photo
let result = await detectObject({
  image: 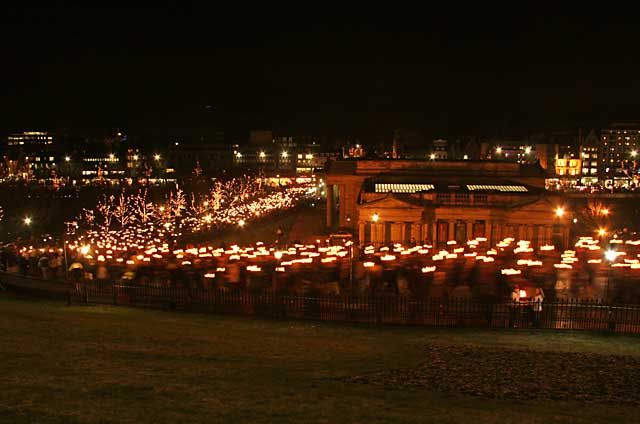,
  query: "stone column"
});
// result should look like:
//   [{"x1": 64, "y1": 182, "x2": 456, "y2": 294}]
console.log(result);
[
  {"x1": 486, "y1": 221, "x2": 493, "y2": 244},
  {"x1": 431, "y1": 222, "x2": 438, "y2": 244},
  {"x1": 448, "y1": 221, "x2": 455, "y2": 241},
  {"x1": 338, "y1": 184, "x2": 346, "y2": 227},
  {"x1": 466, "y1": 221, "x2": 473, "y2": 241},
  {"x1": 326, "y1": 184, "x2": 334, "y2": 228},
  {"x1": 359, "y1": 221, "x2": 366, "y2": 246},
  {"x1": 411, "y1": 223, "x2": 422, "y2": 243}
]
